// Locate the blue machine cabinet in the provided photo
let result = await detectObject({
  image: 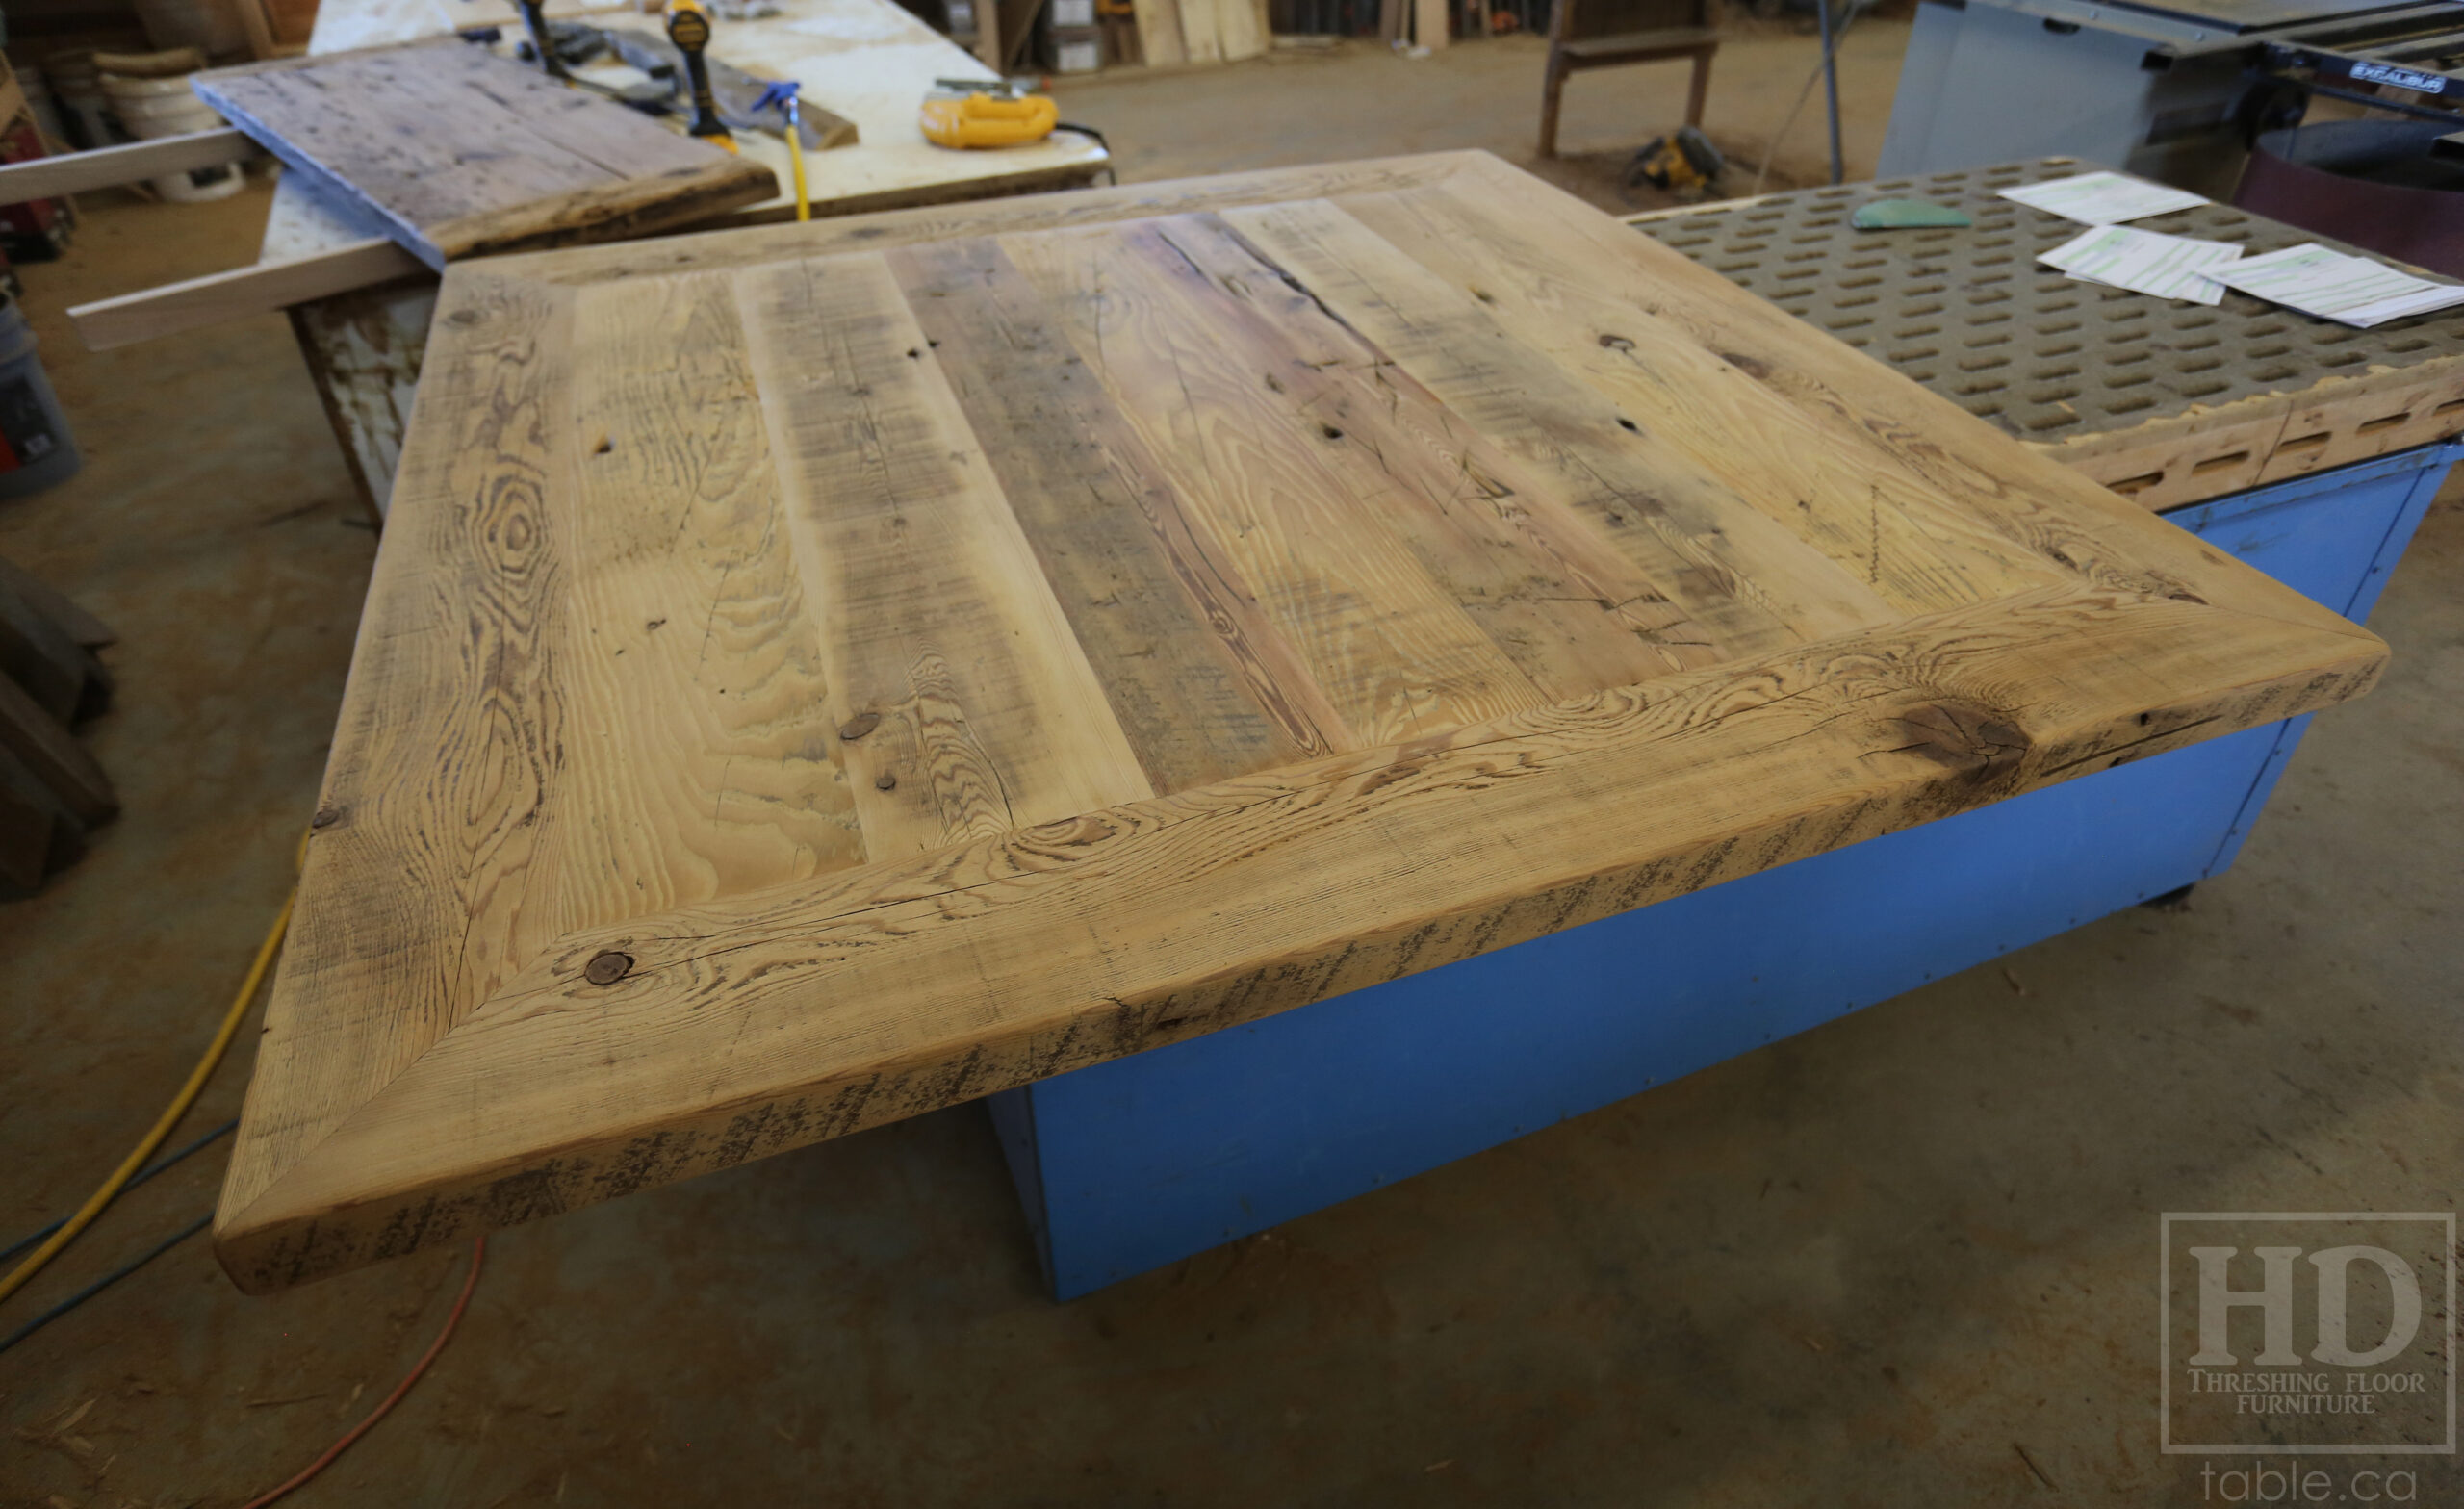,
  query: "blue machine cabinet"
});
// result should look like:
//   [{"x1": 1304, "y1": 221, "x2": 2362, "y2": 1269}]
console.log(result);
[{"x1": 988, "y1": 444, "x2": 2460, "y2": 1300}]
